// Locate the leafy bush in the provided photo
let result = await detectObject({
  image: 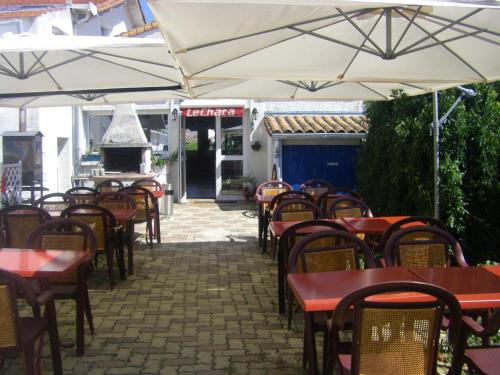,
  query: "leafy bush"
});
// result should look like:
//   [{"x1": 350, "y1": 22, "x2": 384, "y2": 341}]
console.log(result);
[{"x1": 357, "y1": 83, "x2": 499, "y2": 264}]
